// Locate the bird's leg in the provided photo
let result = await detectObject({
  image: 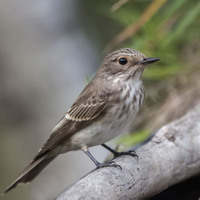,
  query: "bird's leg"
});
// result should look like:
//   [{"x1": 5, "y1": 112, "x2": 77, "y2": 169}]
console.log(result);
[
  {"x1": 101, "y1": 144, "x2": 138, "y2": 159},
  {"x1": 81, "y1": 145, "x2": 121, "y2": 169}
]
